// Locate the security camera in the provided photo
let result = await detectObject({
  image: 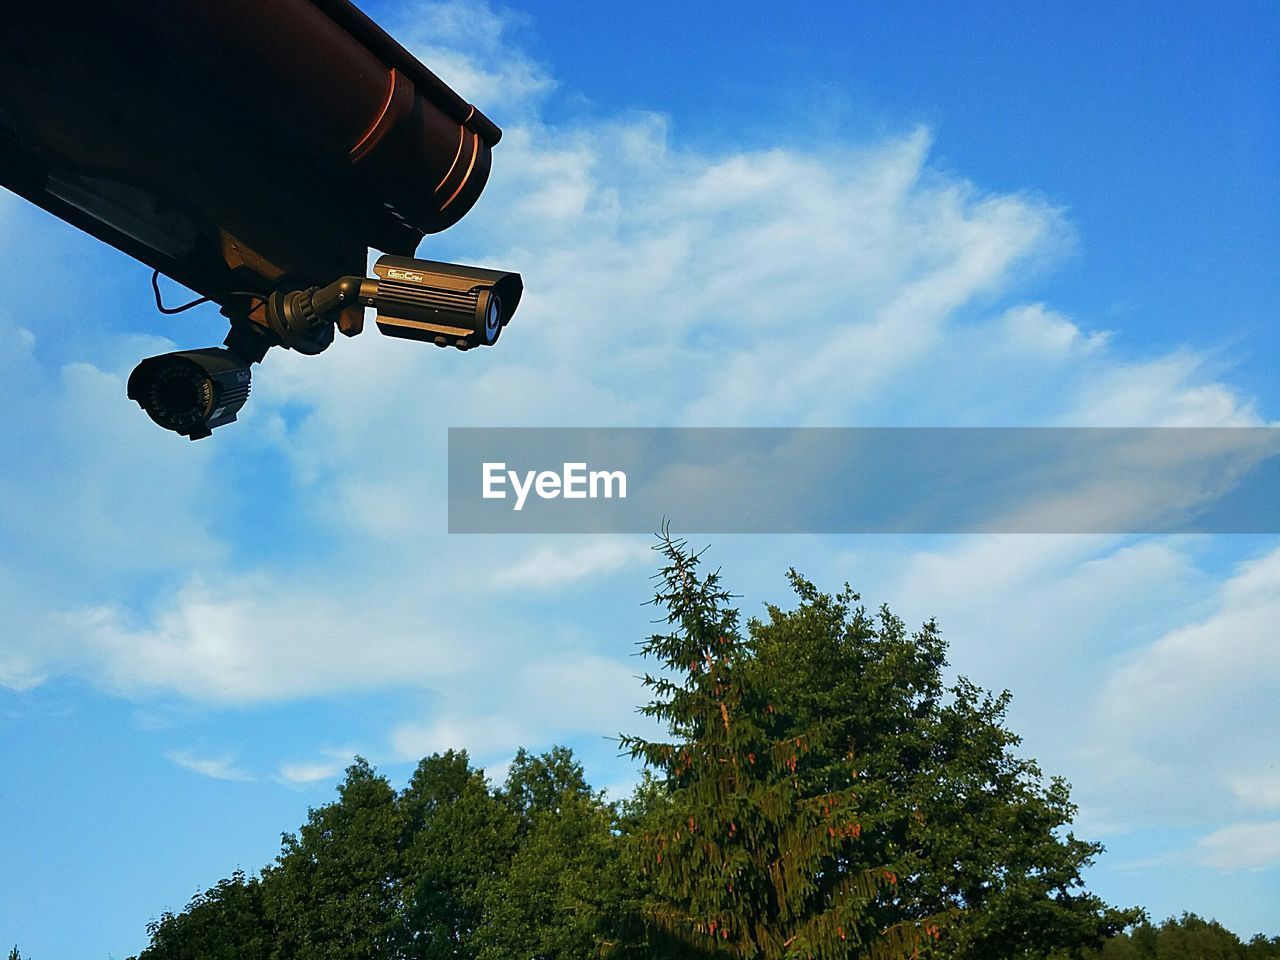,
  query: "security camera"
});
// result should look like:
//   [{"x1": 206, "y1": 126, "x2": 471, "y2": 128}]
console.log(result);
[
  {"x1": 127, "y1": 348, "x2": 252, "y2": 440},
  {"x1": 267, "y1": 256, "x2": 523, "y2": 353},
  {"x1": 129, "y1": 256, "x2": 521, "y2": 440},
  {"x1": 371, "y1": 256, "x2": 523, "y2": 350}
]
